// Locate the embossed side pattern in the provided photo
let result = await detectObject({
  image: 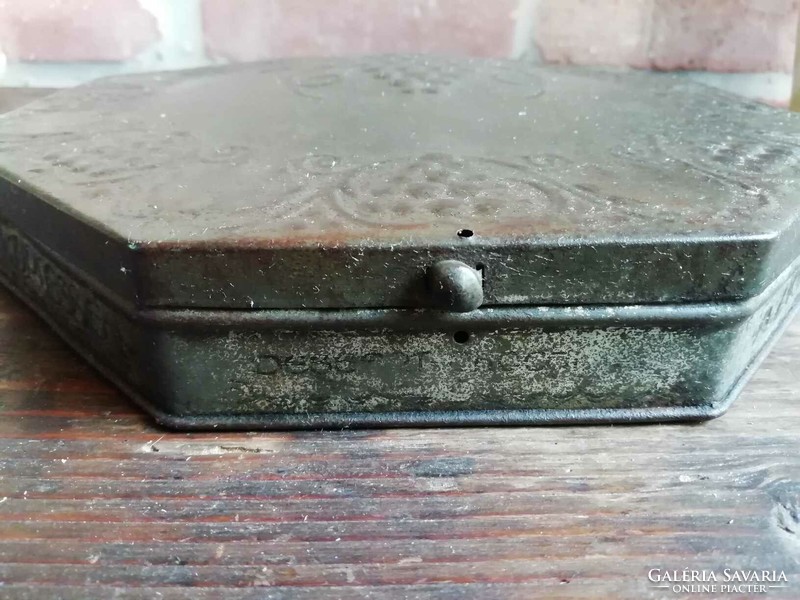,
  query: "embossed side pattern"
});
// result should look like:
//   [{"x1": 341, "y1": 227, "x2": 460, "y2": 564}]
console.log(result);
[{"x1": 0, "y1": 219, "x2": 140, "y2": 384}]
